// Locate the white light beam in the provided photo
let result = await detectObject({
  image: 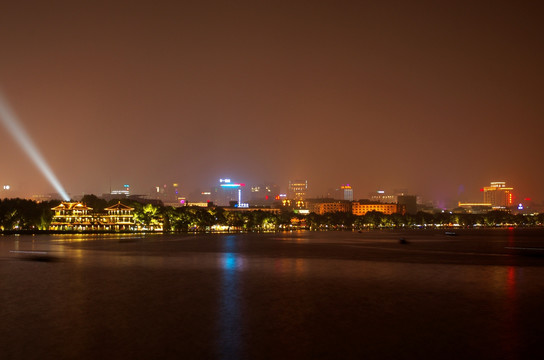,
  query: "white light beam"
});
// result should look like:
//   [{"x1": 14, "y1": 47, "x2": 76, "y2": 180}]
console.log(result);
[{"x1": 0, "y1": 91, "x2": 70, "y2": 201}]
